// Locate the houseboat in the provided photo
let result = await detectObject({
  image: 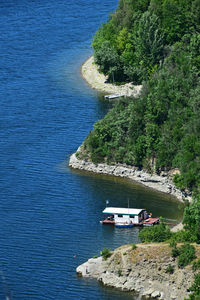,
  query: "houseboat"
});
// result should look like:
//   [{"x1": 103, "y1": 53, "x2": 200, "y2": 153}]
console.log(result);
[{"x1": 100, "y1": 207, "x2": 160, "y2": 227}]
